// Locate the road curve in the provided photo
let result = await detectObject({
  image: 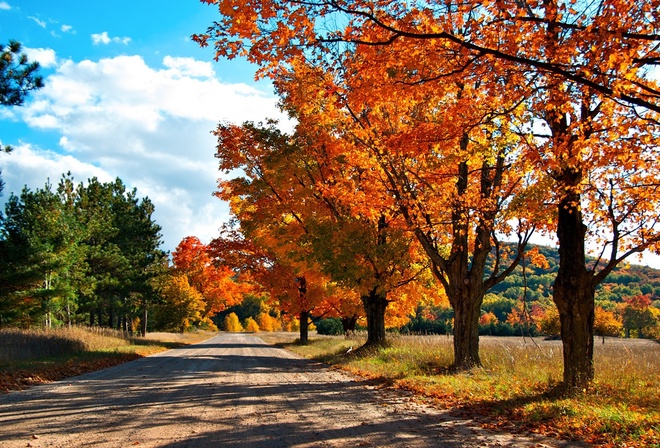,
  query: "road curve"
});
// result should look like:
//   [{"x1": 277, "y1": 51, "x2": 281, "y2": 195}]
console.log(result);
[{"x1": 0, "y1": 333, "x2": 578, "y2": 447}]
